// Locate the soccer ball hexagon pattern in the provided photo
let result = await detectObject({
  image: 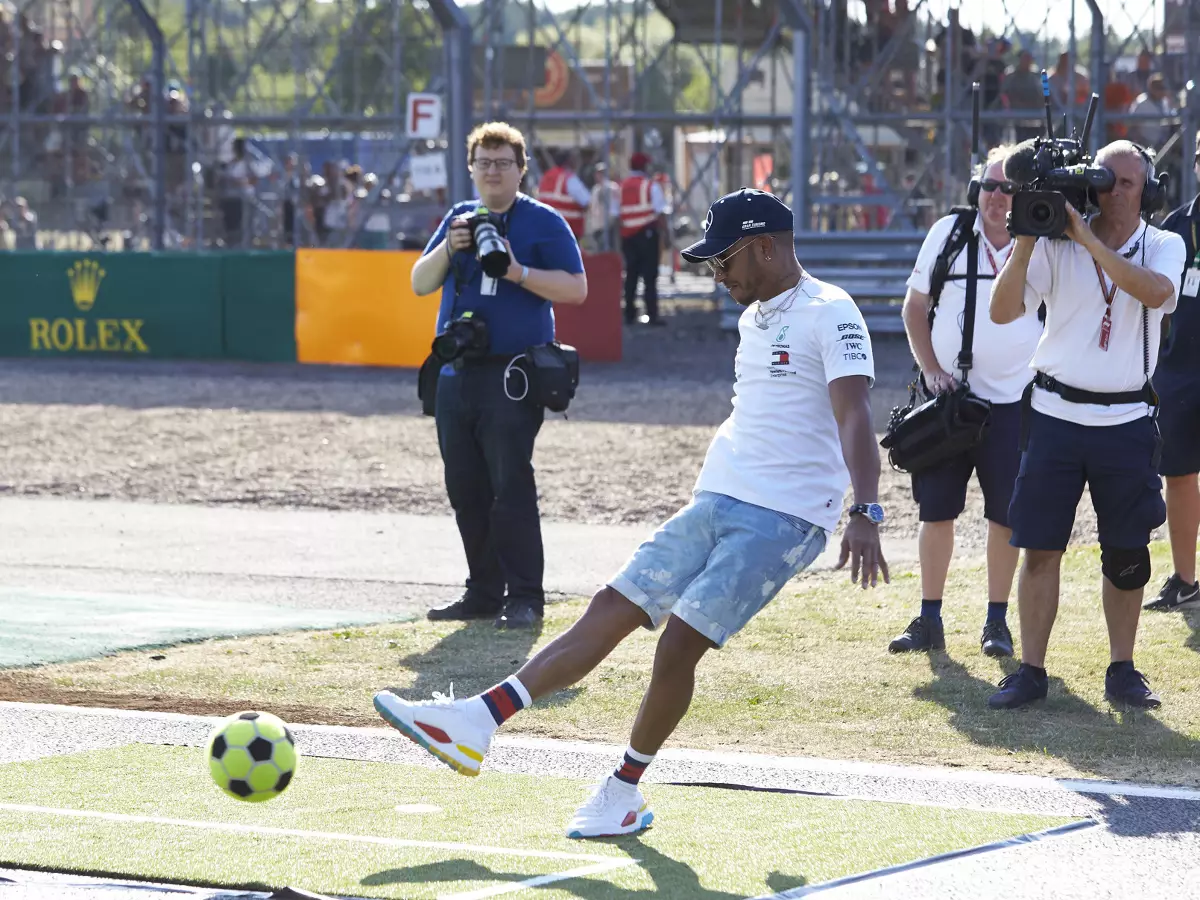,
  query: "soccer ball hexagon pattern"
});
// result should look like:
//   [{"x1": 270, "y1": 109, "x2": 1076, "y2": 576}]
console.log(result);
[{"x1": 206, "y1": 711, "x2": 299, "y2": 802}]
